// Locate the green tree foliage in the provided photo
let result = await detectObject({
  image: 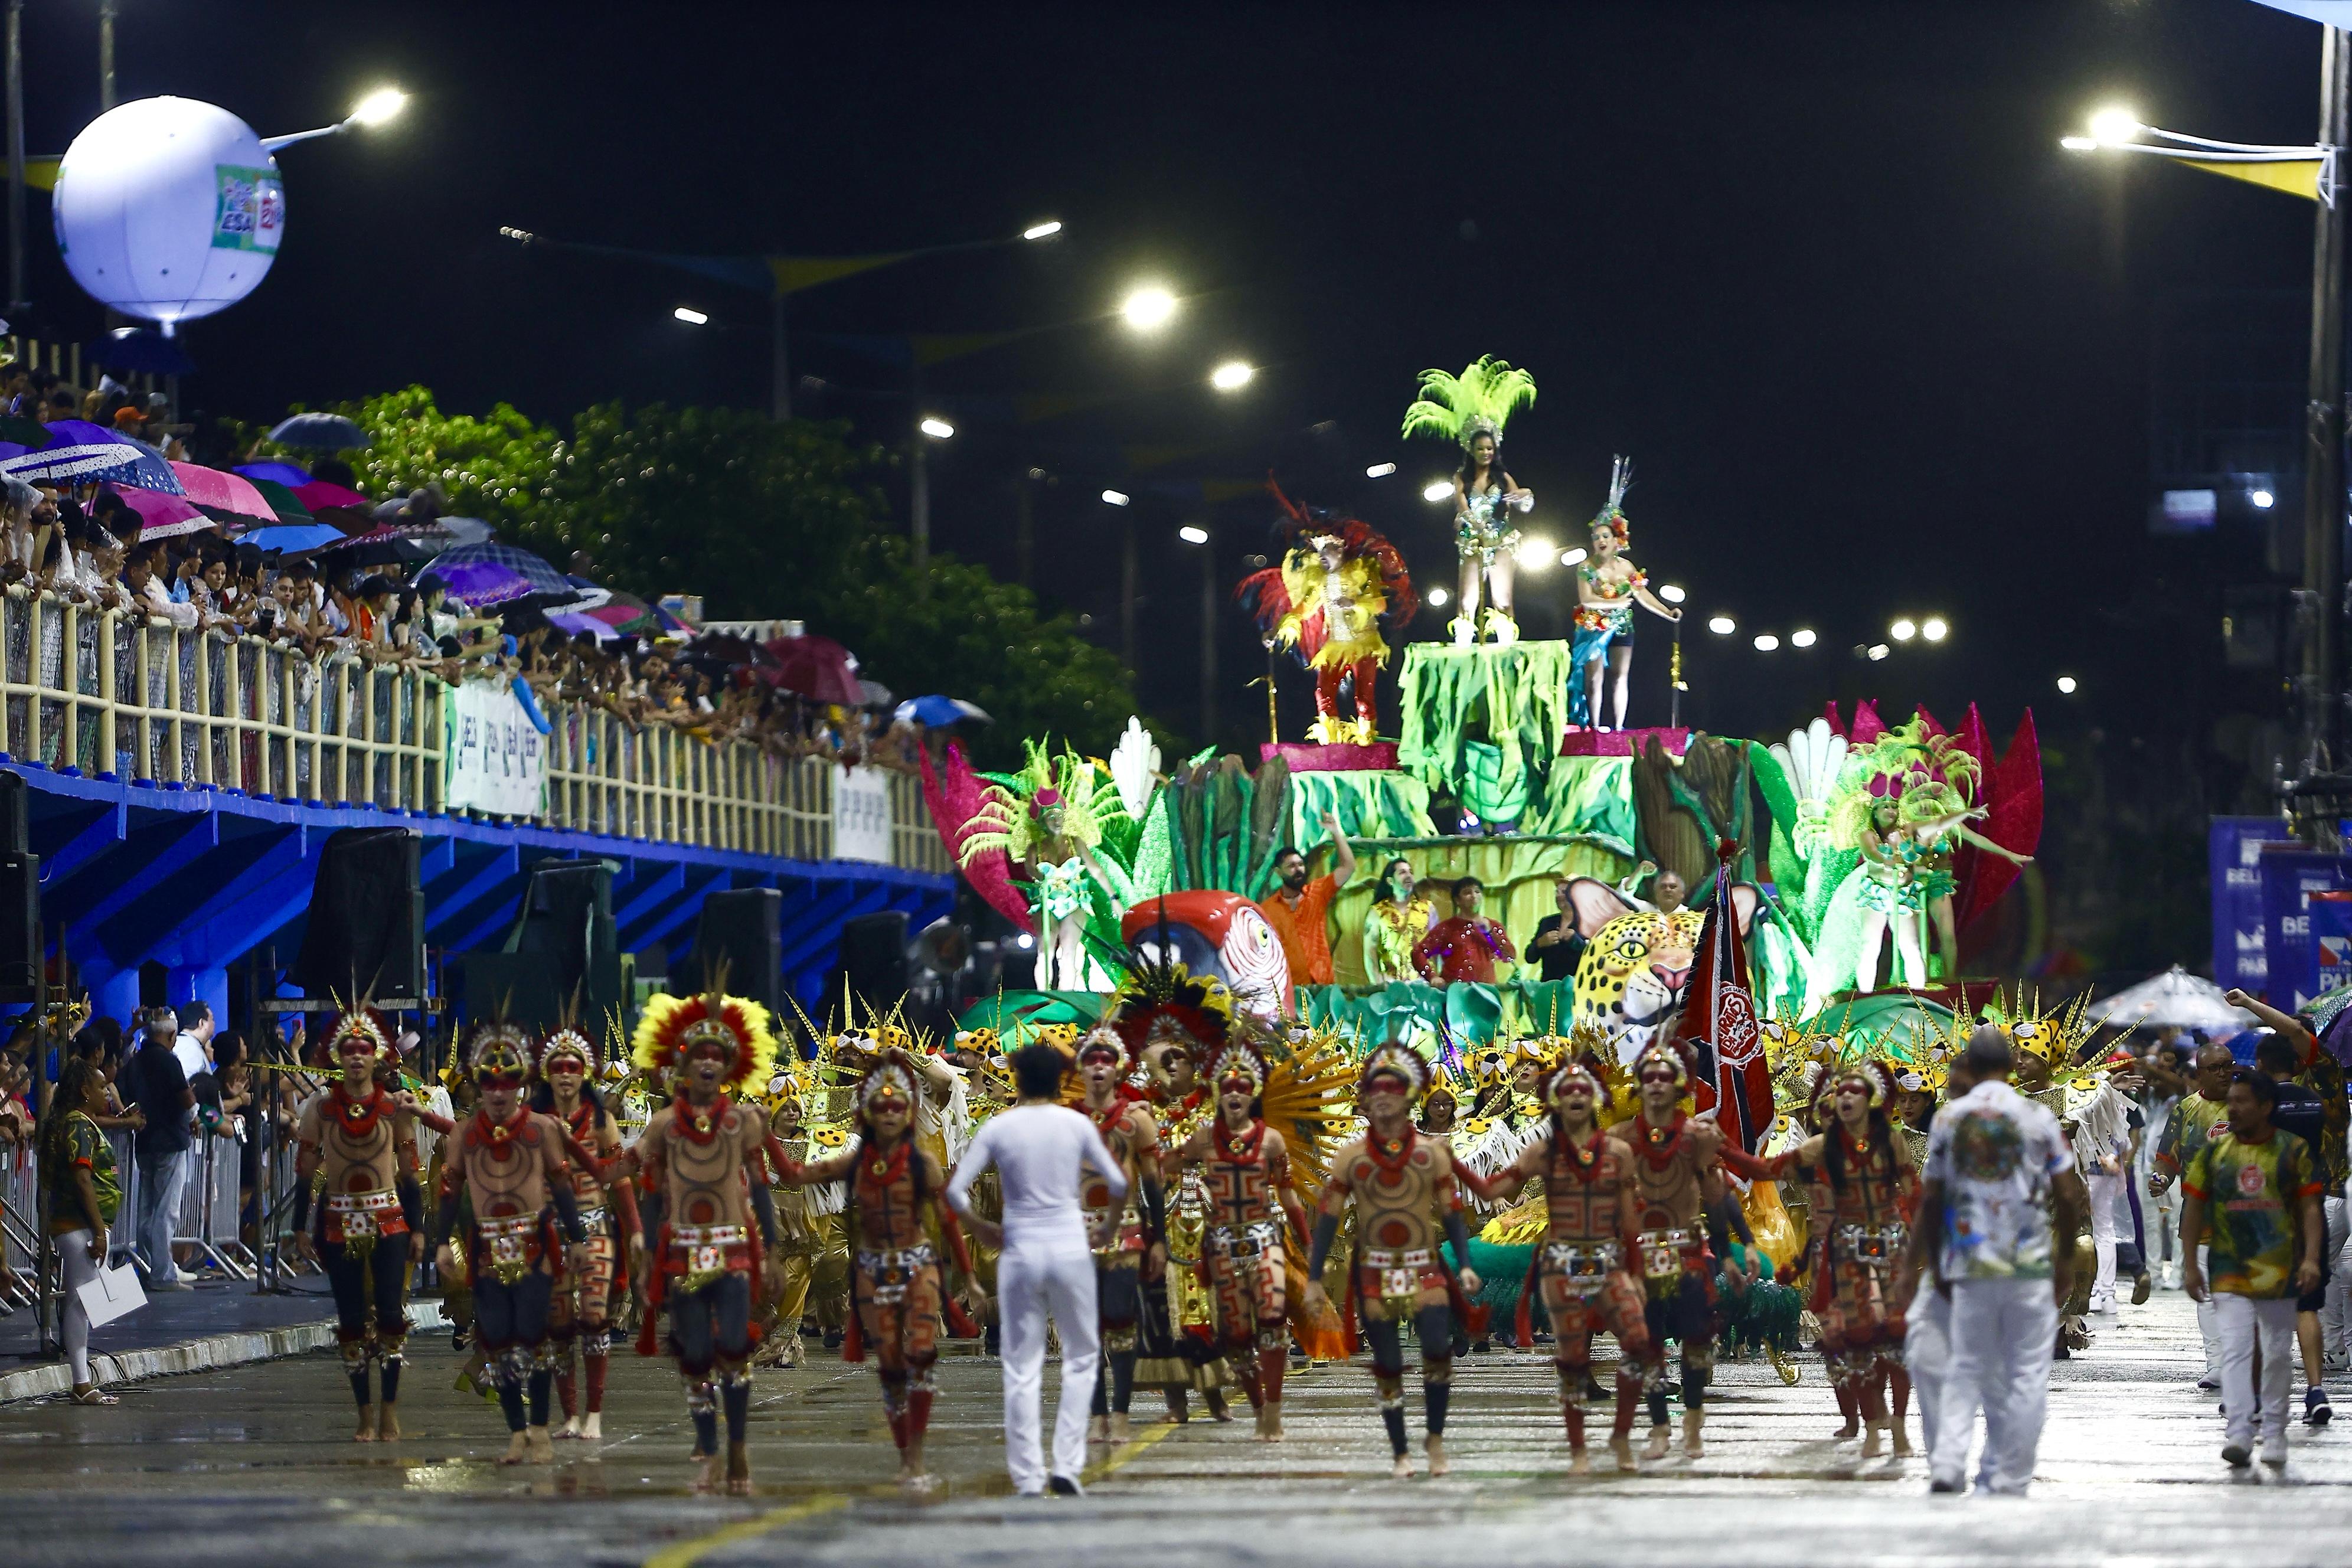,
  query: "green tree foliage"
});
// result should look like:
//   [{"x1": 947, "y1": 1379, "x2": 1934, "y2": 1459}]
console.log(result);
[{"x1": 317, "y1": 387, "x2": 1146, "y2": 767}]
